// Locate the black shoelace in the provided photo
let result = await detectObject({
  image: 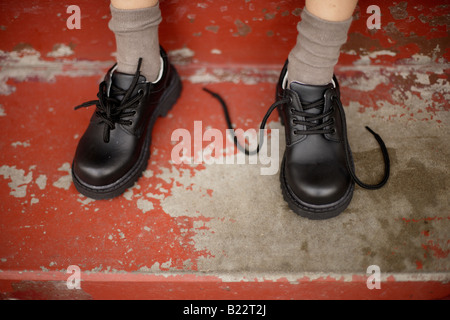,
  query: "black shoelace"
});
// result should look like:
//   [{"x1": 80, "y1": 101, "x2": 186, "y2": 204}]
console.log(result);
[
  {"x1": 203, "y1": 87, "x2": 390, "y2": 190},
  {"x1": 291, "y1": 98, "x2": 335, "y2": 135},
  {"x1": 75, "y1": 58, "x2": 145, "y2": 143}
]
